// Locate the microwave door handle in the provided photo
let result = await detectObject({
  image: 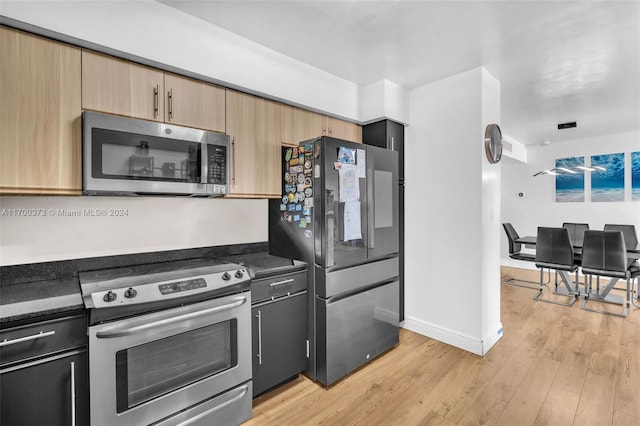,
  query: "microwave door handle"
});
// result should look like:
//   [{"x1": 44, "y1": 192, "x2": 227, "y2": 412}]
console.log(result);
[
  {"x1": 200, "y1": 143, "x2": 208, "y2": 184},
  {"x1": 95, "y1": 296, "x2": 247, "y2": 339}
]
